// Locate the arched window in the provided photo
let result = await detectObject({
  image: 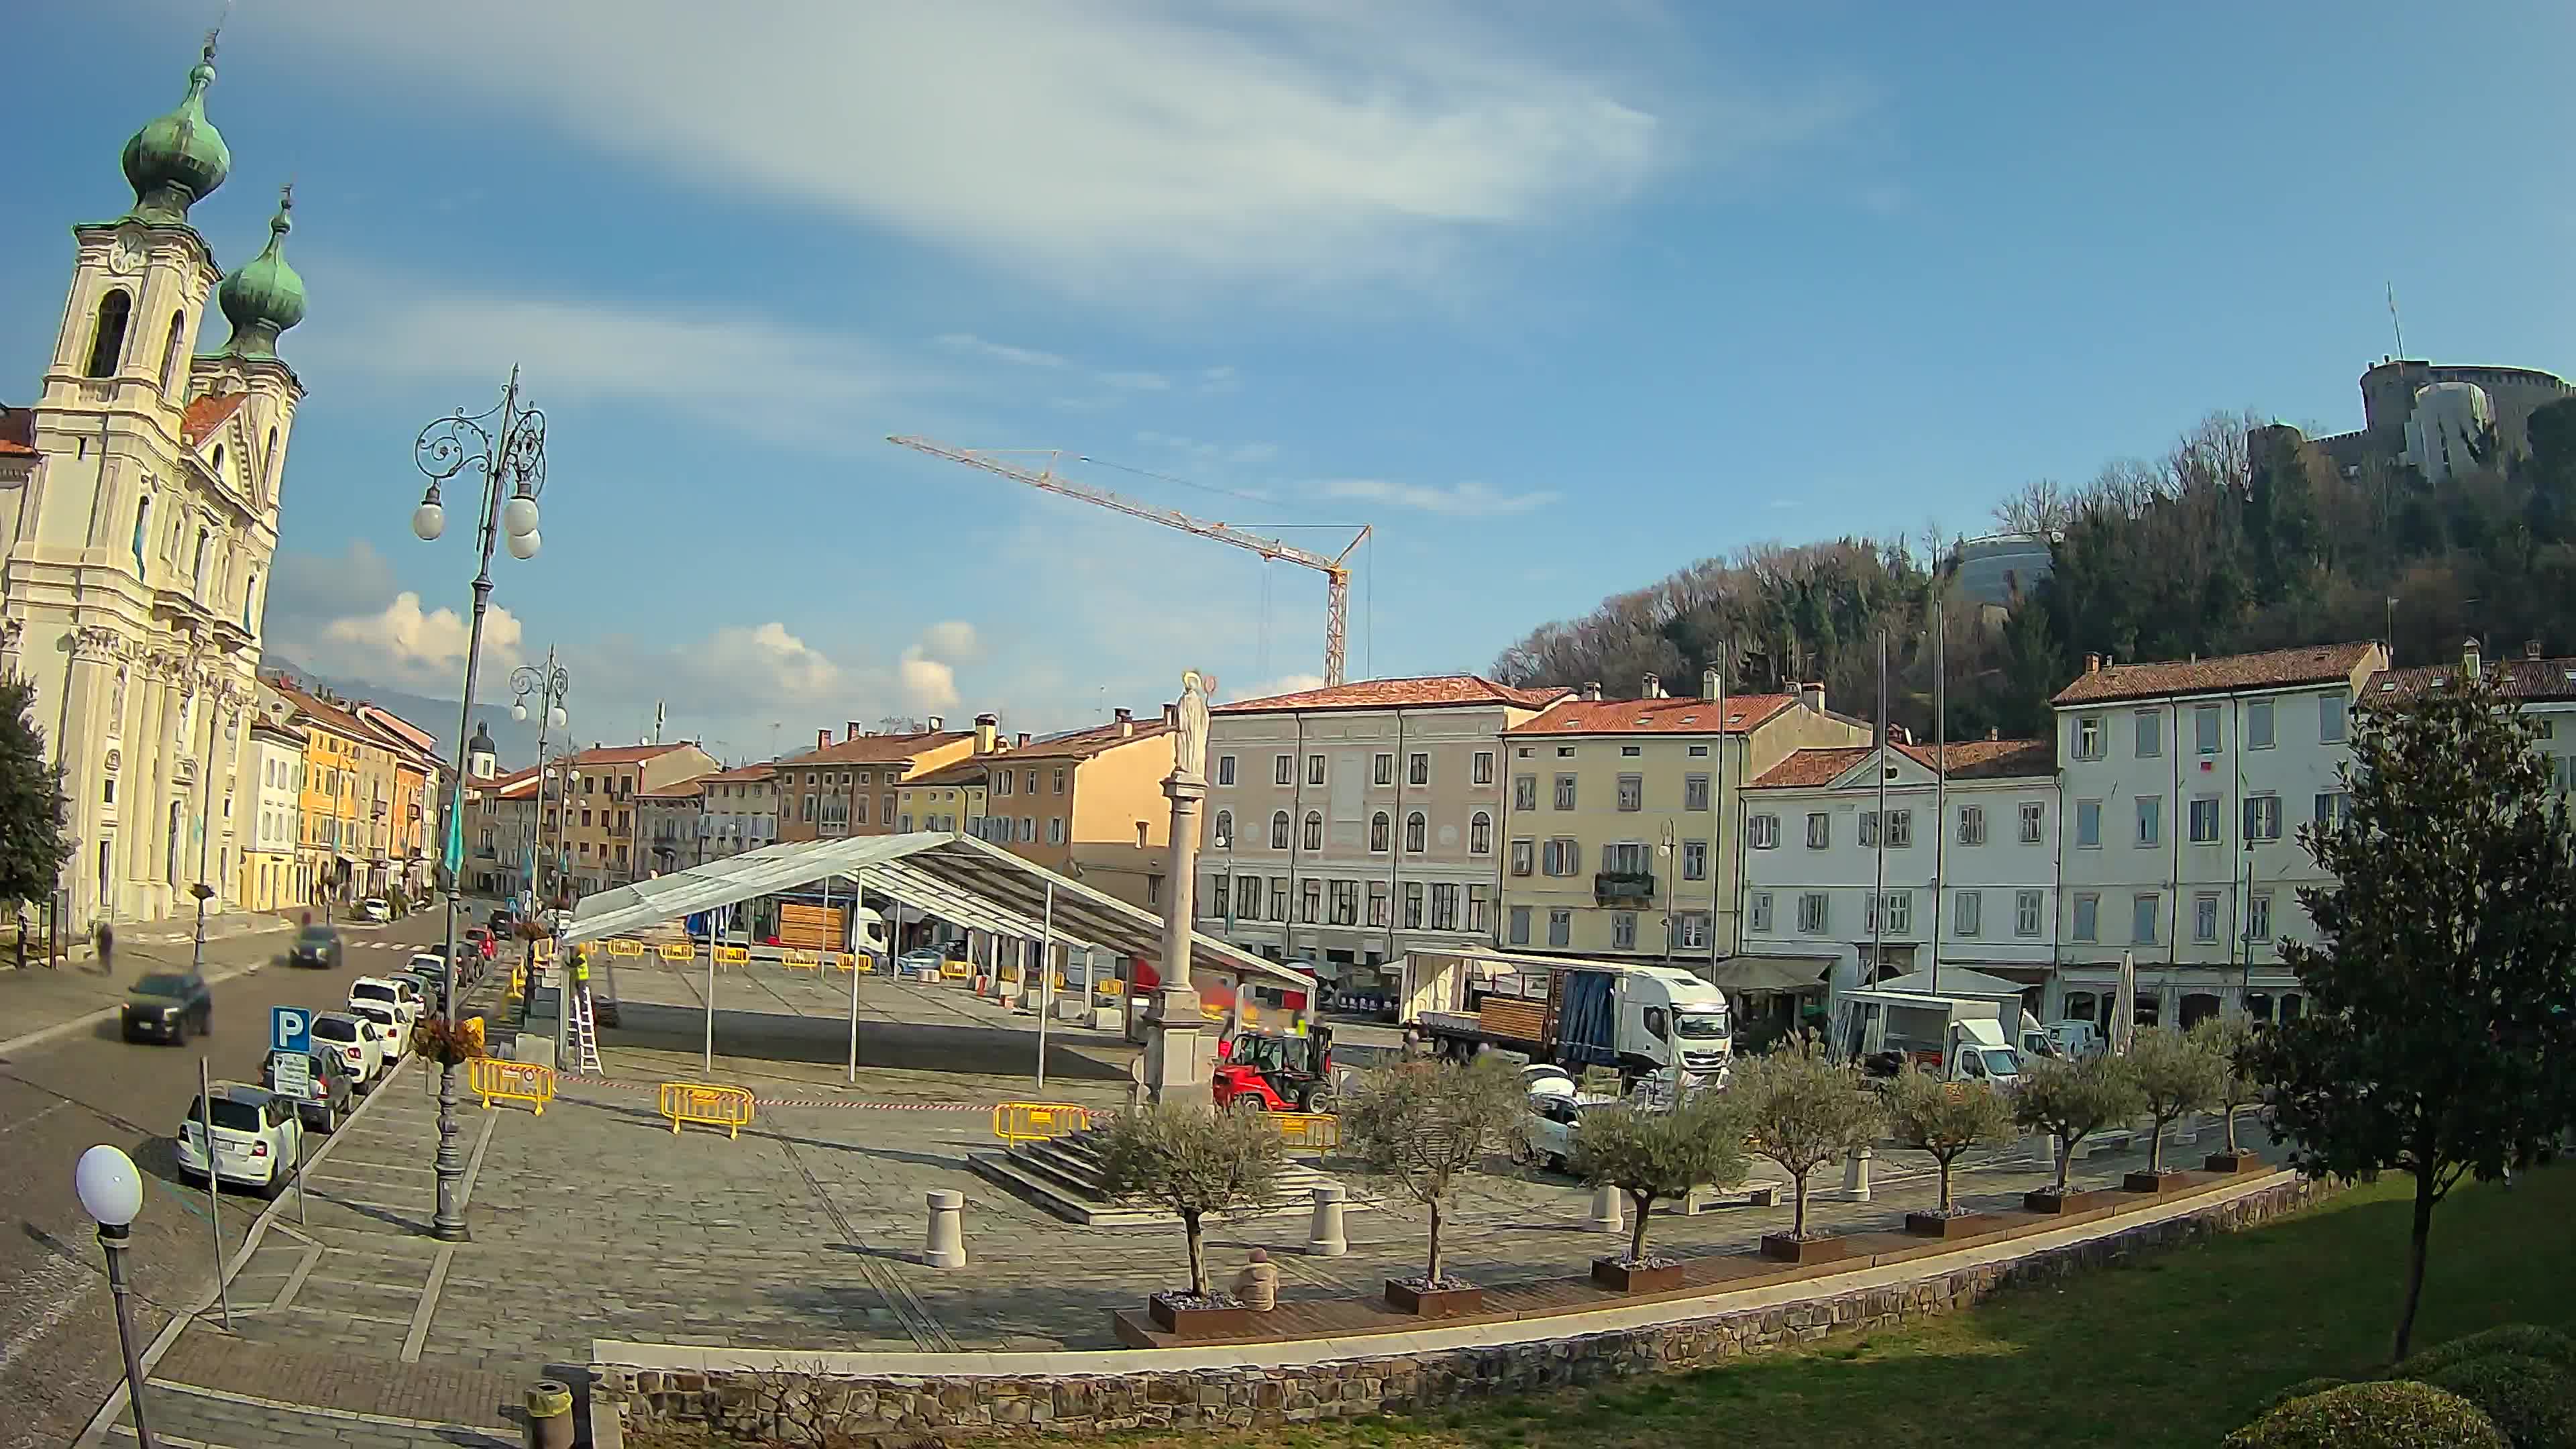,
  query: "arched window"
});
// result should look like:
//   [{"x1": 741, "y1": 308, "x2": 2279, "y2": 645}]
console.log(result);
[
  {"x1": 1301, "y1": 810, "x2": 1322, "y2": 852},
  {"x1": 1369, "y1": 811, "x2": 1390, "y2": 853},
  {"x1": 1269, "y1": 810, "x2": 1290, "y2": 849},
  {"x1": 87, "y1": 290, "x2": 133, "y2": 378},
  {"x1": 131, "y1": 494, "x2": 150, "y2": 572},
  {"x1": 2063, "y1": 990, "x2": 2098, "y2": 1024},
  {"x1": 242, "y1": 569, "x2": 258, "y2": 629},
  {"x1": 1470, "y1": 810, "x2": 1493, "y2": 855},
  {"x1": 158, "y1": 311, "x2": 186, "y2": 392},
  {"x1": 1211, "y1": 809, "x2": 1232, "y2": 849},
  {"x1": 2279, "y1": 993, "x2": 2304, "y2": 1022},
  {"x1": 193, "y1": 527, "x2": 210, "y2": 588},
  {"x1": 2243, "y1": 991, "x2": 2273, "y2": 1024},
  {"x1": 1405, "y1": 811, "x2": 1427, "y2": 853},
  {"x1": 211, "y1": 444, "x2": 225, "y2": 480}
]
